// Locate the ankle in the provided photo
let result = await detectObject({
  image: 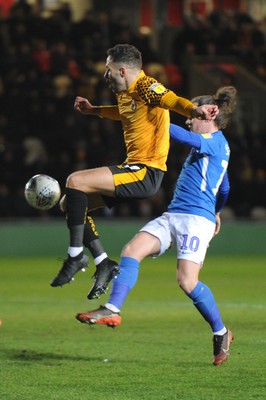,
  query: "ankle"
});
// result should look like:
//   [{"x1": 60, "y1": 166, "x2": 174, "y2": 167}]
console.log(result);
[{"x1": 68, "y1": 246, "x2": 83, "y2": 258}]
